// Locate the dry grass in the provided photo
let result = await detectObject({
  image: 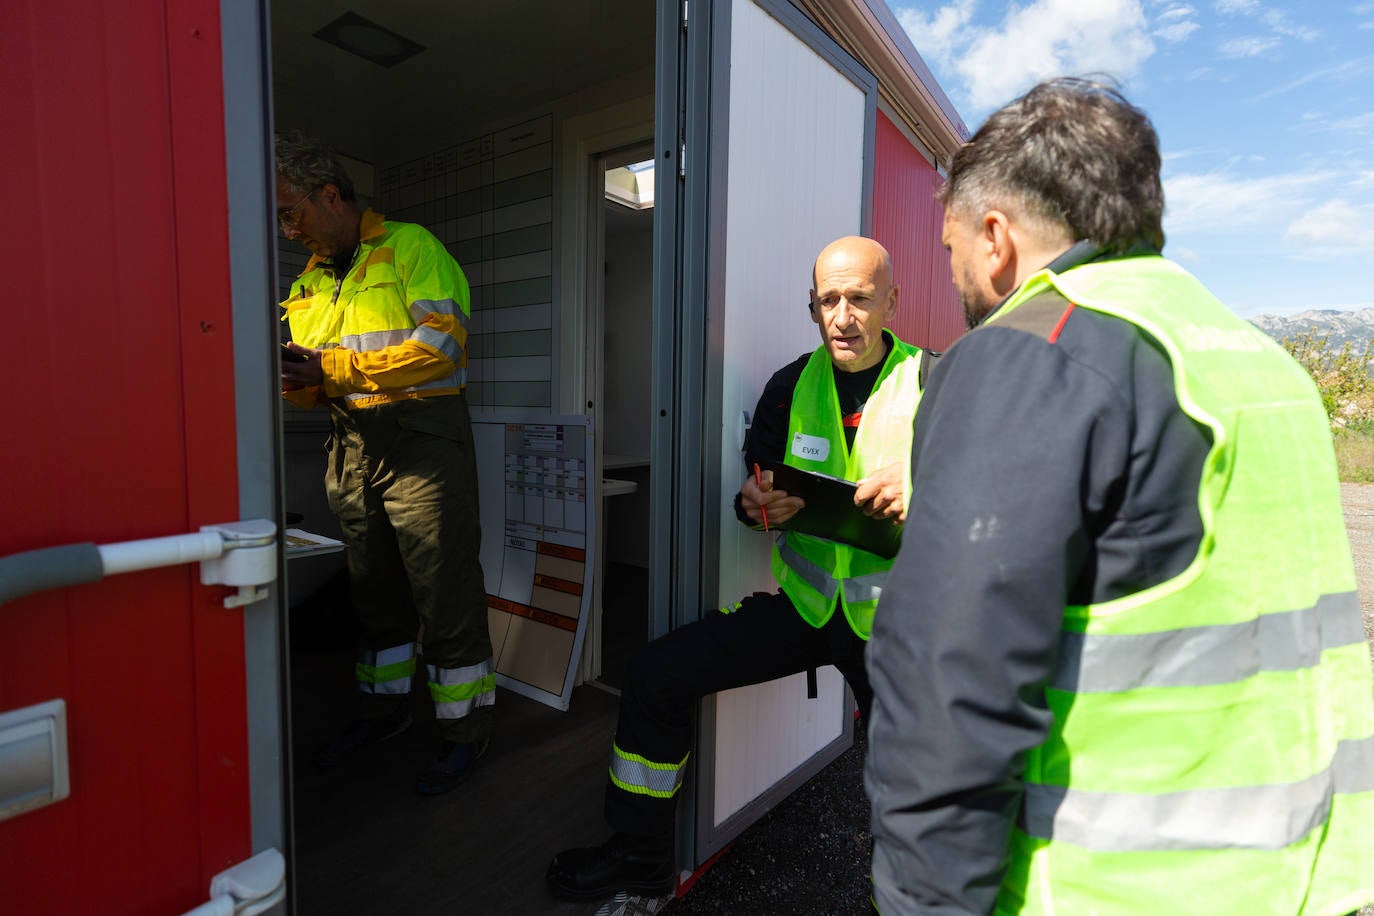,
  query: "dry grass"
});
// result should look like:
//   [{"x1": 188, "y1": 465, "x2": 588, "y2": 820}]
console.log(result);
[{"x1": 1335, "y1": 431, "x2": 1374, "y2": 483}]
